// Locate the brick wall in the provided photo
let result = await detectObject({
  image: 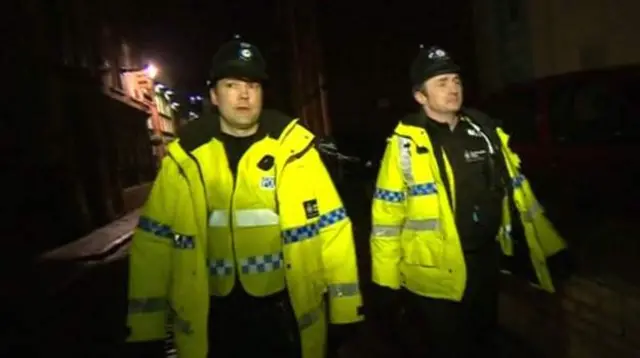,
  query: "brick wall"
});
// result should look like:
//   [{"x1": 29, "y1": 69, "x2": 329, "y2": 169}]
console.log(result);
[{"x1": 499, "y1": 274, "x2": 640, "y2": 357}]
